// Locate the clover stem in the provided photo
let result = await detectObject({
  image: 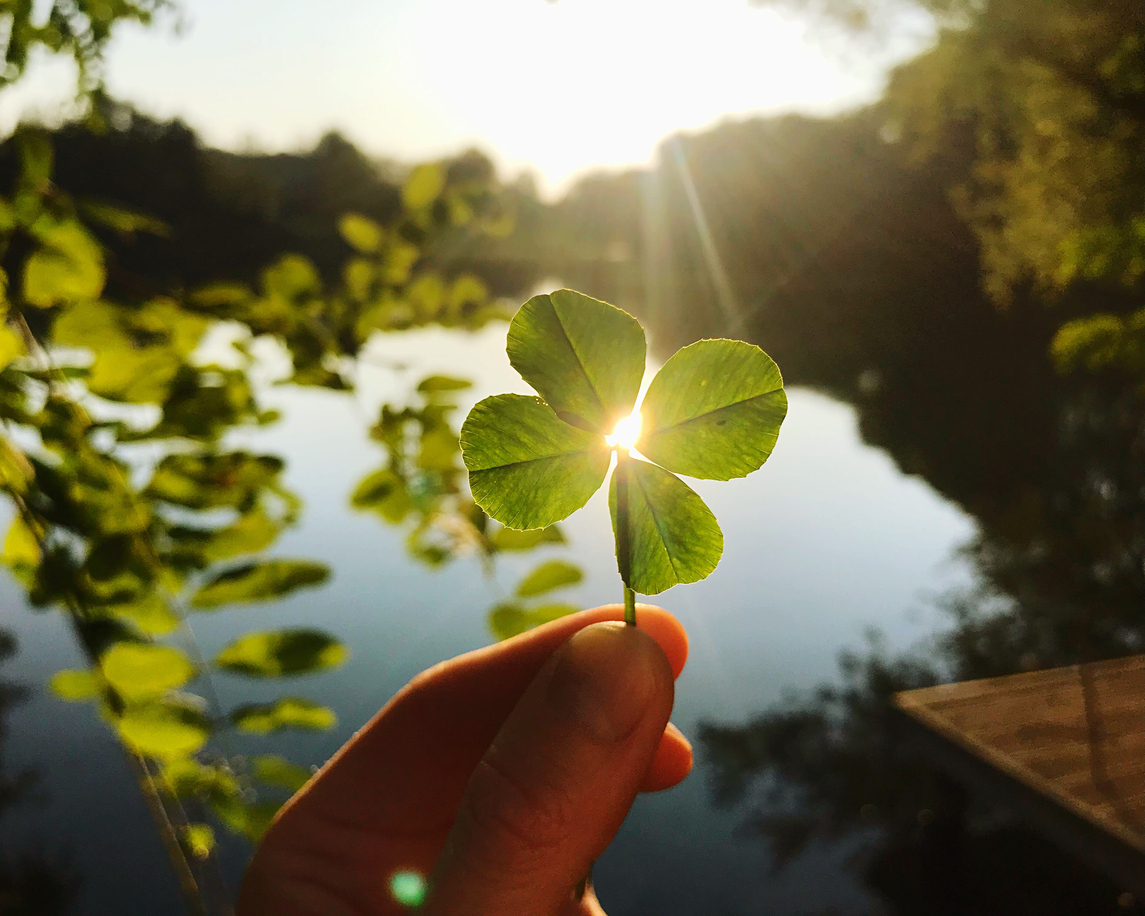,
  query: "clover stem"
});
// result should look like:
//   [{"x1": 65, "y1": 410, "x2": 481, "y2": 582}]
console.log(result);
[{"x1": 614, "y1": 450, "x2": 637, "y2": 626}]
